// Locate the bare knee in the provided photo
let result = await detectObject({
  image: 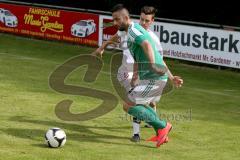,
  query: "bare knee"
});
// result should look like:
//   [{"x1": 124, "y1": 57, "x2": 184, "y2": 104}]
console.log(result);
[
  {"x1": 122, "y1": 102, "x2": 135, "y2": 112},
  {"x1": 150, "y1": 102, "x2": 156, "y2": 108},
  {"x1": 123, "y1": 103, "x2": 130, "y2": 112}
]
